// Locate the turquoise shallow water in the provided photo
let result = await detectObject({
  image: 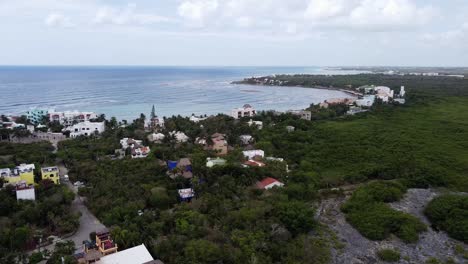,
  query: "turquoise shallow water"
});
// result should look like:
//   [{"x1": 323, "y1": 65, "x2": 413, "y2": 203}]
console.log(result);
[{"x1": 0, "y1": 66, "x2": 363, "y2": 121}]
